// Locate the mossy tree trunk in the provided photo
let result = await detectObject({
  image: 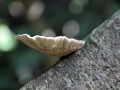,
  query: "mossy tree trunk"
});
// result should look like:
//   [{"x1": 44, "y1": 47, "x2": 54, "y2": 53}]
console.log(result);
[{"x1": 20, "y1": 10, "x2": 120, "y2": 90}]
